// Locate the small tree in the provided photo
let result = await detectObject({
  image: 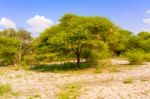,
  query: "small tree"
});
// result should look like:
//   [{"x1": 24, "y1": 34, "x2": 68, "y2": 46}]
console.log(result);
[
  {"x1": 36, "y1": 14, "x2": 116, "y2": 67},
  {"x1": 0, "y1": 28, "x2": 33, "y2": 66}
]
